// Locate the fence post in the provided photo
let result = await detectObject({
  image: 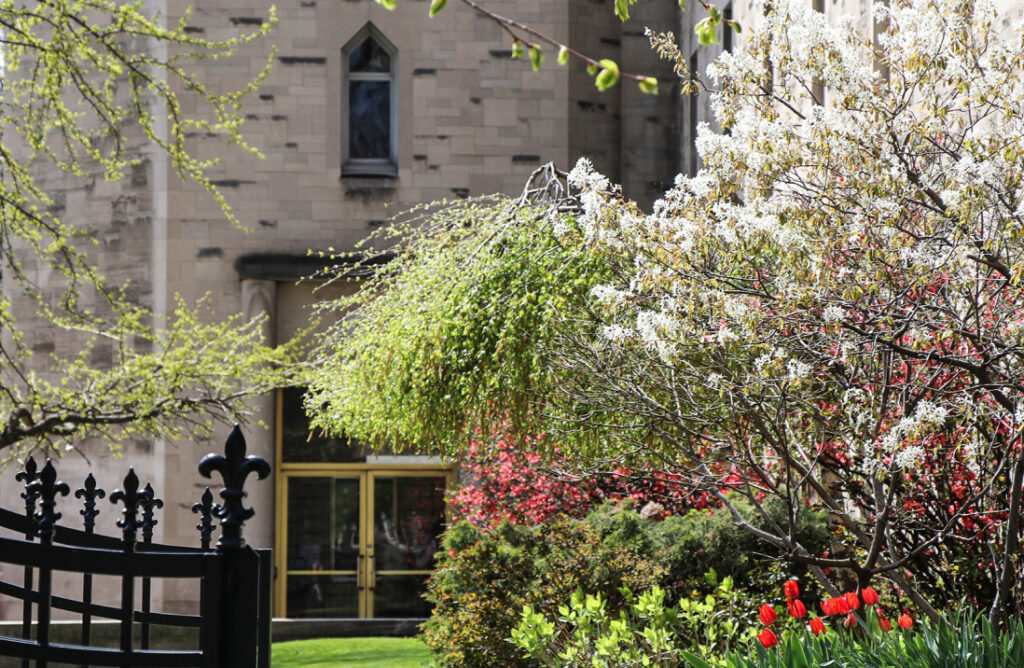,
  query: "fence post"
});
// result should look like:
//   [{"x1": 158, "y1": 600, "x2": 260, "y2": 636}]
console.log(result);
[
  {"x1": 16, "y1": 458, "x2": 39, "y2": 668},
  {"x1": 111, "y1": 469, "x2": 148, "y2": 661},
  {"x1": 74, "y1": 473, "x2": 105, "y2": 664},
  {"x1": 199, "y1": 425, "x2": 272, "y2": 667},
  {"x1": 28, "y1": 461, "x2": 70, "y2": 668}
]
